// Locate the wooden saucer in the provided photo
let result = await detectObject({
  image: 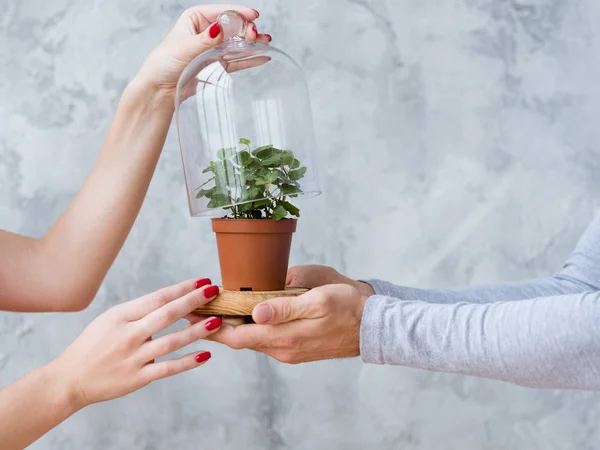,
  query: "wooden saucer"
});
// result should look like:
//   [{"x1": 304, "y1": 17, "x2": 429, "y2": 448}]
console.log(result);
[{"x1": 194, "y1": 288, "x2": 308, "y2": 324}]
